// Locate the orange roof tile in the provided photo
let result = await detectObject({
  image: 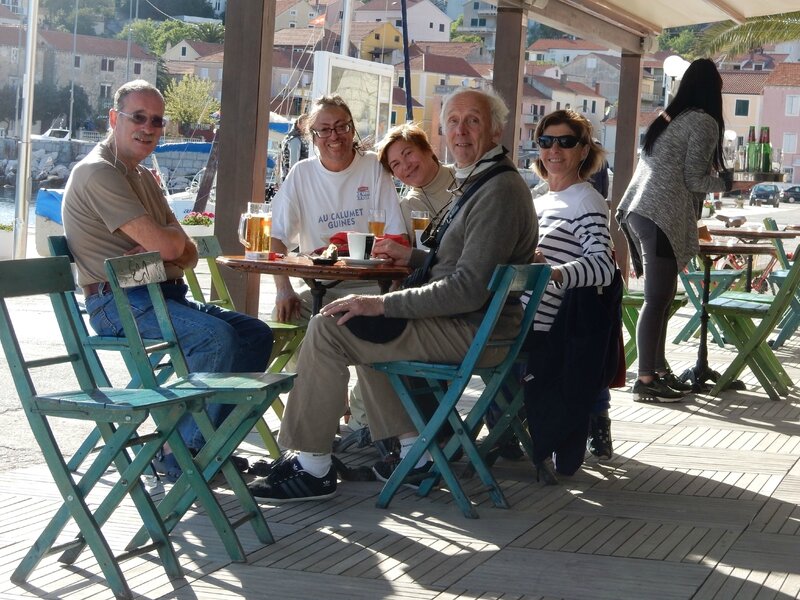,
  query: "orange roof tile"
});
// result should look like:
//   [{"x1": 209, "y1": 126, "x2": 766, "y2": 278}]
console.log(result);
[
  {"x1": 764, "y1": 62, "x2": 800, "y2": 86},
  {"x1": 403, "y1": 52, "x2": 483, "y2": 78},
  {"x1": 720, "y1": 71, "x2": 770, "y2": 94},
  {"x1": 527, "y1": 37, "x2": 608, "y2": 52},
  {"x1": 39, "y1": 29, "x2": 153, "y2": 59}
]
